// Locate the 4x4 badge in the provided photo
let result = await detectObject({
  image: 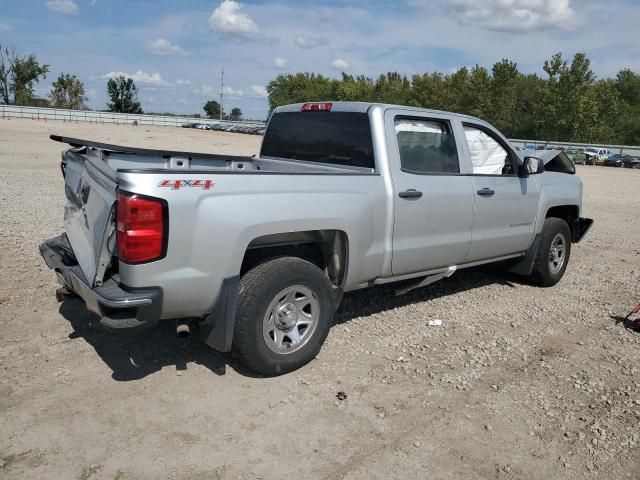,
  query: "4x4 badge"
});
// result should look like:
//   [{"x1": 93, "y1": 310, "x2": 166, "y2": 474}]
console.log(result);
[{"x1": 158, "y1": 180, "x2": 214, "y2": 190}]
